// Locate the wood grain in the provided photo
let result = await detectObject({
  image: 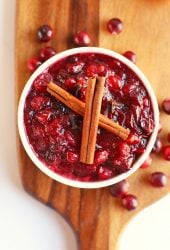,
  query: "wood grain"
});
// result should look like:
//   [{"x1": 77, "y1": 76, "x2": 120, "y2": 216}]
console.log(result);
[{"x1": 16, "y1": 1, "x2": 170, "y2": 250}]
